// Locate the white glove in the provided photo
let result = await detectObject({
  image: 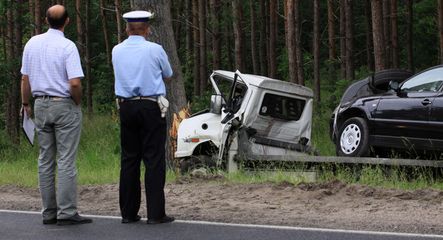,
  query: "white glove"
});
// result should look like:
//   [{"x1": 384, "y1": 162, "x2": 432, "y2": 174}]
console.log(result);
[{"x1": 158, "y1": 96, "x2": 169, "y2": 118}]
